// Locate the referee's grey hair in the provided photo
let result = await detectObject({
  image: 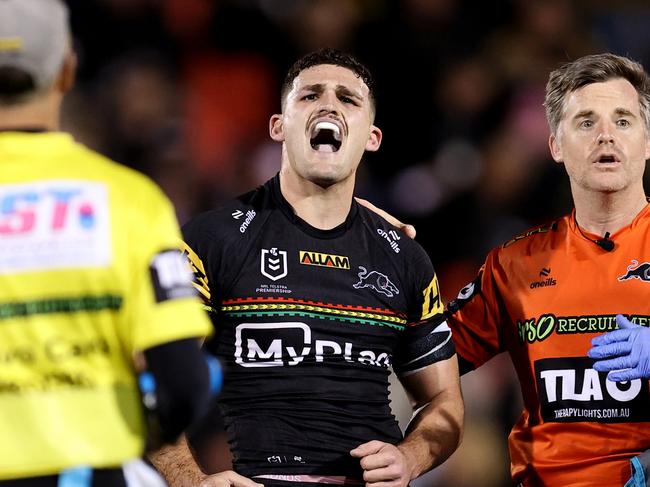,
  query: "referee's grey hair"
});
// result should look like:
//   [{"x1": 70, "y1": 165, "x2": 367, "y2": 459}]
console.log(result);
[{"x1": 544, "y1": 53, "x2": 650, "y2": 135}]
